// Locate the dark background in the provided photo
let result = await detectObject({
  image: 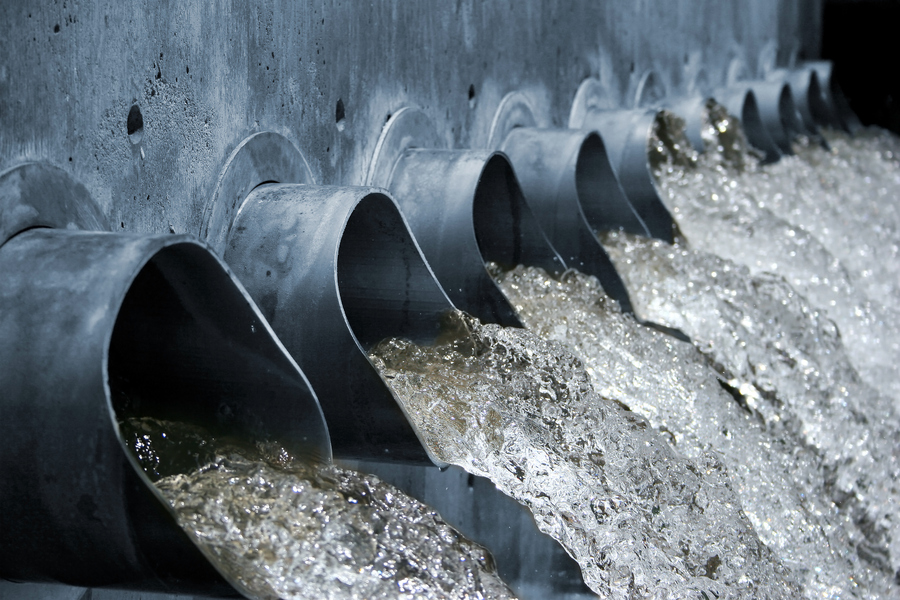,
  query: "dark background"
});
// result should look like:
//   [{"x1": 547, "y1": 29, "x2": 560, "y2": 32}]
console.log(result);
[{"x1": 822, "y1": 0, "x2": 900, "y2": 133}]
